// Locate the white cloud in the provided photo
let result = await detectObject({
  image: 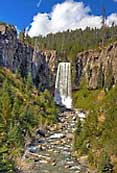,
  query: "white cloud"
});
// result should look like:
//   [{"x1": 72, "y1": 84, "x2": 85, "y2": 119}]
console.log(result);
[
  {"x1": 28, "y1": 0, "x2": 117, "y2": 37},
  {"x1": 106, "y1": 13, "x2": 117, "y2": 26},
  {"x1": 28, "y1": 13, "x2": 50, "y2": 36},
  {"x1": 113, "y1": 0, "x2": 117, "y2": 2}
]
